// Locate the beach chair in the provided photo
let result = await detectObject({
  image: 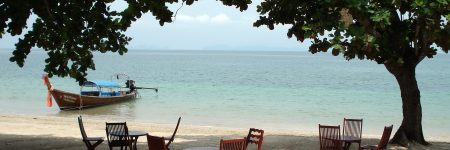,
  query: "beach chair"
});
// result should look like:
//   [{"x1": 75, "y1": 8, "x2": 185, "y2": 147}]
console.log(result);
[
  {"x1": 163, "y1": 117, "x2": 181, "y2": 149},
  {"x1": 319, "y1": 124, "x2": 343, "y2": 150},
  {"x1": 147, "y1": 135, "x2": 168, "y2": 150},
  {"x1": 343, "y1": 118, "x2": 363, "y2": 149},
  {"x1": 359, "y1": 125, "x2": 393, "y2": 150},
  {"x1": 246, "y1": 128, "x2": 264, "y2": 150},
  {"x1": 78, "y1": 116, "x2": 104, "y2": 150},
  {"x1": 106, "y1": 122, "x2": 132, "y2": 150},
  {"x1": 220, "y1": 137, "x2": 247, "y2": 150}
]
